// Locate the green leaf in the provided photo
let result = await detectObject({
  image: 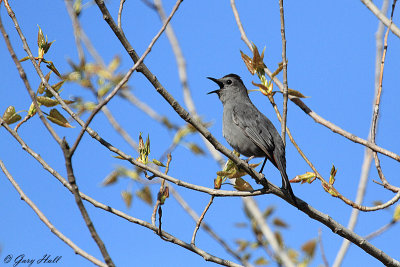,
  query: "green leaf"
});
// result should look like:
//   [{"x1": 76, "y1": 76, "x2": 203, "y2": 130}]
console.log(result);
[
  {"x1": 101, "y1": 171, "x2": 119, "y2": 186},
  {"x1": 393, "y1": 205, "x2": 400, "y2": 221},
  {"x1": 47, "y1": 109, "x2": 73, "y2": 128},
  {"x1": 2, "y1": 106, "x2": 22, "y2": 125},
  {"x1": 234, "y1": 177, "x2": 254, "y2": 191},
  {"x1": 273, "y1": 217, "x2": 288, "y2": 228},
  {"x1": 152, "y1": 159, "x2": 166, "y2": 167},
  {"x1": 37, "y1": 96, "x2": 59, "y2": 107},
  {"x1": 301, "y1": 239, "x2": 317, "y2": 258},
  {"x1": 121, "y1": 190, "x2": 132, "y2": 208},
  {"x1": 46, "y1": 62, "x2": 61, "y2": 77},
  {"x1": 136, "y1": 186, "x2": 153, "y2": 206}
]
